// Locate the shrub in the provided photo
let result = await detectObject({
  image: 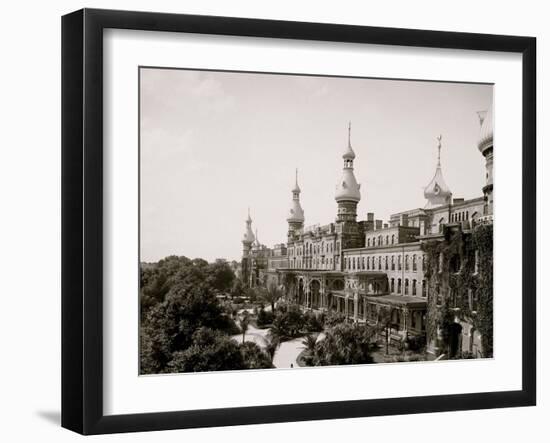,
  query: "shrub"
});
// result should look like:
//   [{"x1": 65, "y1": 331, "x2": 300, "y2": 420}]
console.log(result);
[
  {"x1": 324, "y1": 311, "x2": 347, "y2": 328},
  {"x1": 256, "y1": 307, "x2": 274, "y2": 328}
]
